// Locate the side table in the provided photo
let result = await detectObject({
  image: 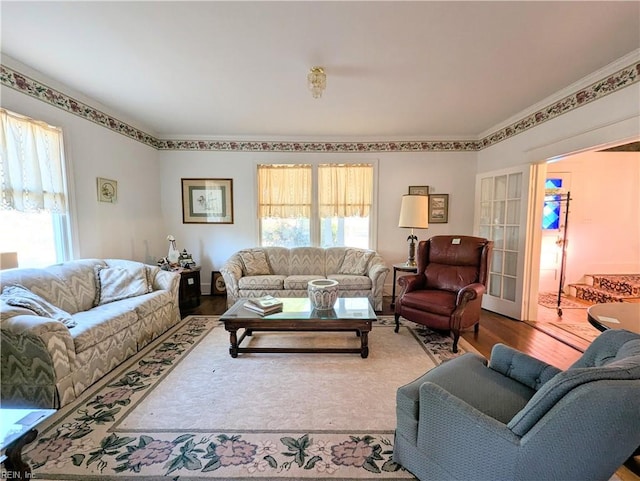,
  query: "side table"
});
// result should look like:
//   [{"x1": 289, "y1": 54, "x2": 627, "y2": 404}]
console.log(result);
[
  {"x1": 178, "y1": 266, "x2": 201, "y2": 310},
  {"x1": 587, "y1": 302, "x2": 640, "y2": 334},
  {"x1": 391, "y1": 263, "x2": 418, "y2": 308}
]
